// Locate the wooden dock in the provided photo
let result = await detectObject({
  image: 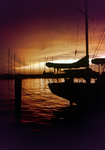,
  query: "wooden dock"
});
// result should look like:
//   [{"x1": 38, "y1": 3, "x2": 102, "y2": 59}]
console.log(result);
[
  {"x1": 0, "y1": 71, "x2": 99, "y2": 80},
  {"x1": 0, "y1": 73, "x2": 68, "y2": 80}
]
